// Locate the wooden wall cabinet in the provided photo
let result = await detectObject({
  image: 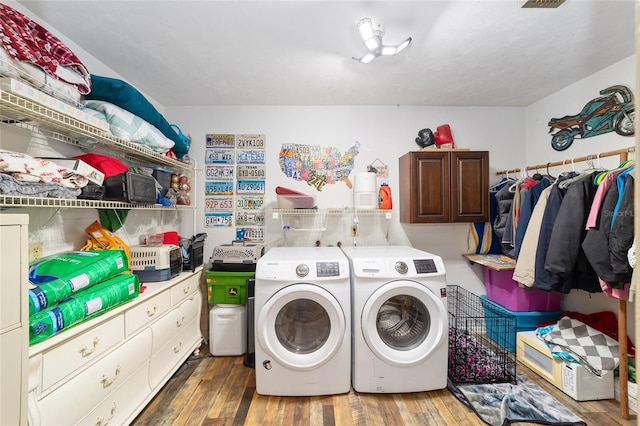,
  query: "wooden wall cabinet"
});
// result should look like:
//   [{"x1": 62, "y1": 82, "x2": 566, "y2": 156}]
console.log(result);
[{"x1": 399, "y1": 150, "x2": 489, "y2": 223}]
